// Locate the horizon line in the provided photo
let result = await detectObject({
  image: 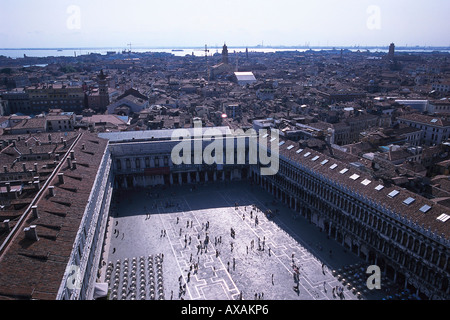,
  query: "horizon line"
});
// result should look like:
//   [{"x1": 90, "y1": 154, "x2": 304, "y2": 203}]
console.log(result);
[{"x1": 2, "y1": 44, "x2": 450, "y2": 51}]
